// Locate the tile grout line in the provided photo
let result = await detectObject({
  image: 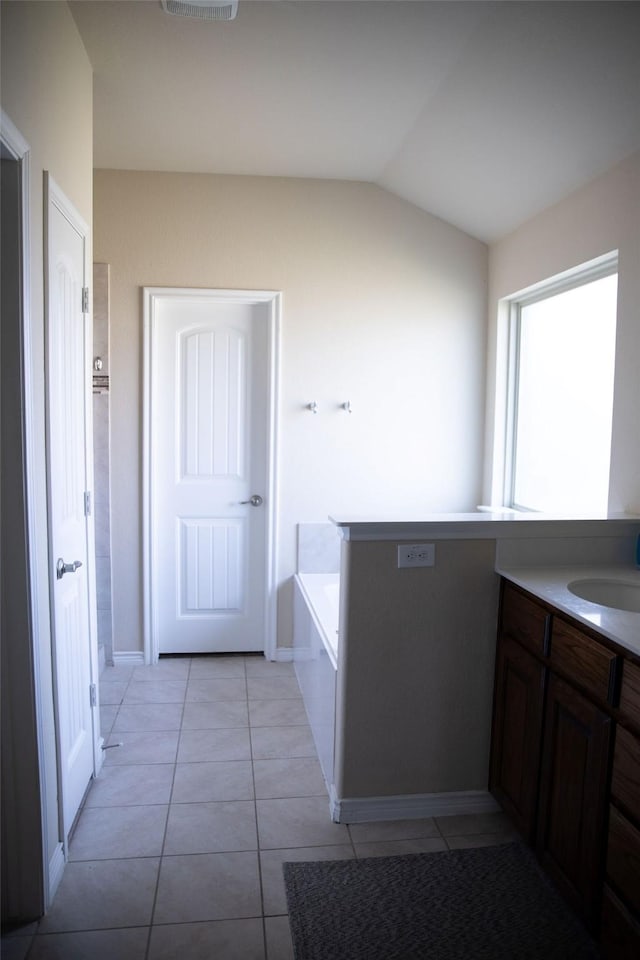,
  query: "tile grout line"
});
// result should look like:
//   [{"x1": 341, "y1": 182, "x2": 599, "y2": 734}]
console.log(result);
[
  {"x1": 133, "y1": 656, "x2": 269, "y2": 958},
  {"x1": 31, "y1": 666, "x2": 139, "y2": 949},
  {"x1": 17, "y1": 659, "x2": 481, "y2": 955},
  {"x1": 111, "y1": 665, "x2": 154, "y2": 960},
  {"x1": 144, "y1": 656, "x2": 192, "y2": 960},
  {"x1": 246, "y1": 659, "x2": 271, "y2": 960}
]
